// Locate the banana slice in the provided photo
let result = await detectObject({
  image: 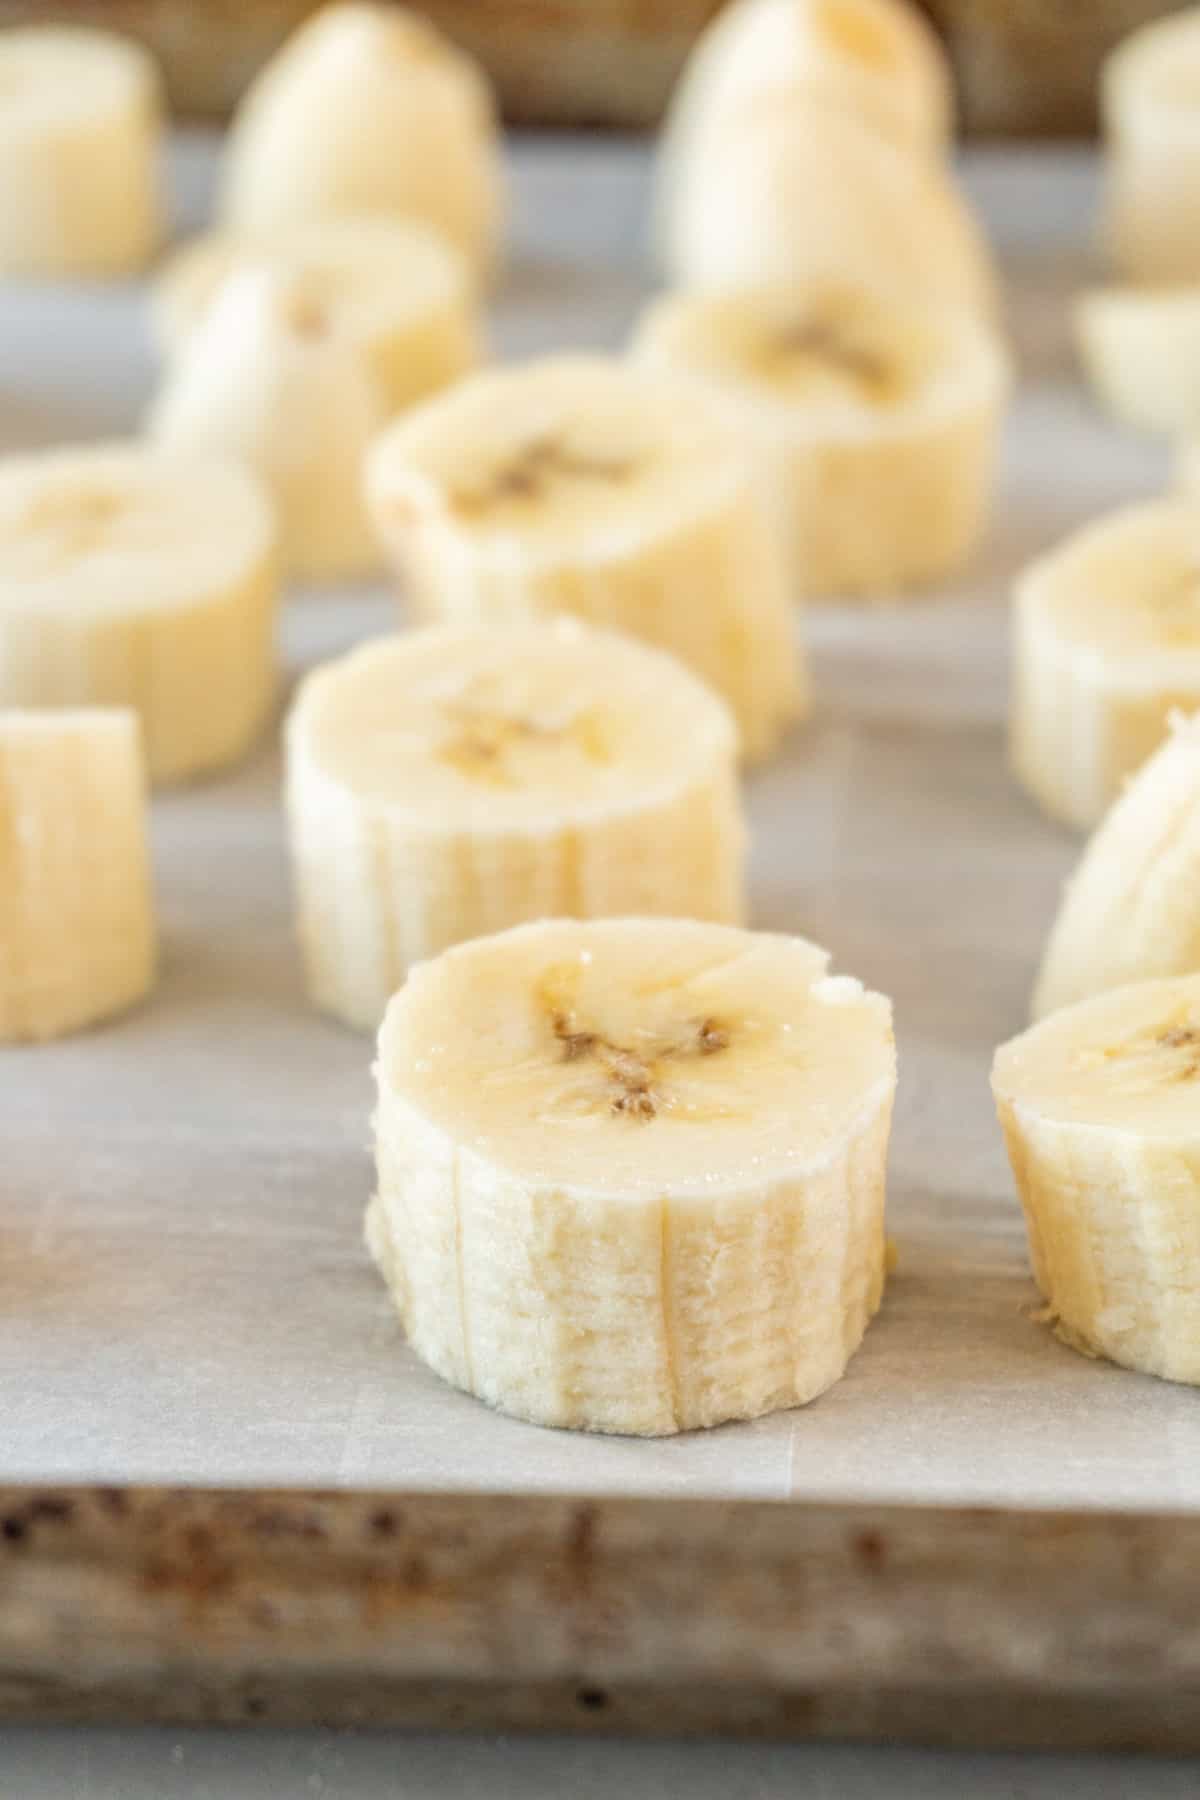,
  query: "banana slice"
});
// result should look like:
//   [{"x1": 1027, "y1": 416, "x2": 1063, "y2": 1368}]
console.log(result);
[
  {"x1": 147, "y1": 266, "x2": 384, "y2": 583},
  {"x1": 1102, "y1": 11, "x2": 1200, "y2": 284},
  {"x1": 661, "y1": 95, "x2": 995, "y2": 315},
  {"x1": 286, "y1": 622, "x2": 745, "y2": 1031},
  {"x1": 149, "y1": 216, "x2": 482, "y2": 416},
  {"x1": 0, "y1": 25, "x2": 162, "y2": 276},
  {"x1": 0, "y1": 443, "x2": 278, "y2": 784},
  {"x1": 1011, "y1": 500, "x2": 1200, "y2": 831},
  {"x1": 370, "y1": 916, "x2": 896, "y2": 1434},
  {"x1": 993, "y1": 975, "x2": 1200, "y2": 1385},
  {"x1": 1033, "y1": 714, "x2": 1200, "y2": 1019},
  {"x1": 0, "y1": 710, "x2": 155, "y2": 1042},
  {"x1": 632, "y1": 282, "x2": 1008, "y2": 600},
  {"x1": 366, "y1": 354, "x2": 806, "y2": 761},
  {"x1": 1075, "y1": 285, "x2": 1200, "y2": 435},
  {"x1": 220, "y1": 3, "x2": 503, "y2": 283}
]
